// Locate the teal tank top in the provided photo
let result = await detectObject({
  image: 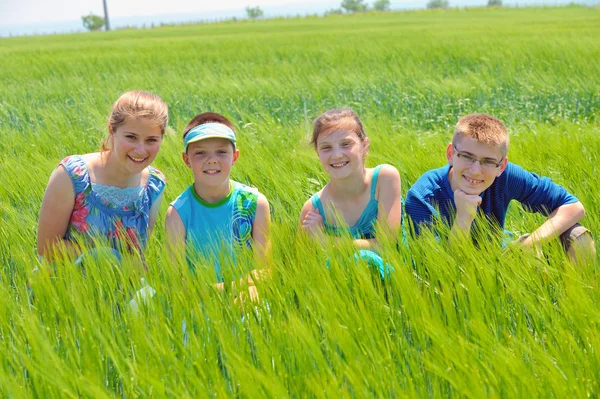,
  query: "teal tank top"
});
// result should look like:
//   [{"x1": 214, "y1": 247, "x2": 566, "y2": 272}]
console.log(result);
[
  {"x1": 170, "y1": 181, "x2": 258, "y2": 281},
  {"x1": 310, "y1": 165, "x2": 384, "y2": 240}
]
